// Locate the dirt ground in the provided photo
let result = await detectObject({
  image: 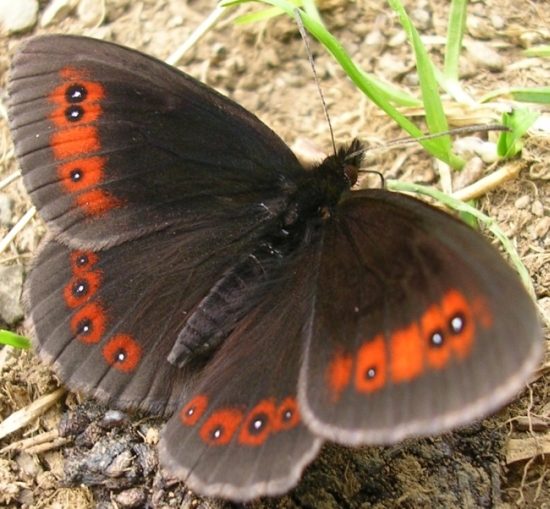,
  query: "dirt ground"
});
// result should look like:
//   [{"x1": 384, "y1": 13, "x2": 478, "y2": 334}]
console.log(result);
[{"x1": 0, "y1": 0, "x2": 549, "y2": 508}]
